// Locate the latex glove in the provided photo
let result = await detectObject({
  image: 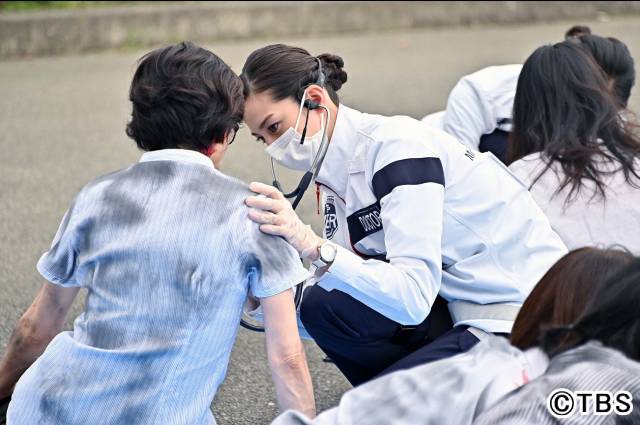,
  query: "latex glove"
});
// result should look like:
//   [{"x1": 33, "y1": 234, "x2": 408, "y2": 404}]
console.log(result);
[{"x1": 245, "y1": 182, "x2": 322, "y2": 260}]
